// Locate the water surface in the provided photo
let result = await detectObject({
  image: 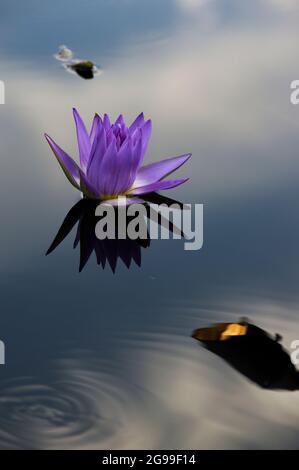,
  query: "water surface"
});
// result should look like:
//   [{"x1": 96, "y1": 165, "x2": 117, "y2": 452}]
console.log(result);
[{"x1": 0, "y1": 0, "x2": 298, "y2": 449}]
